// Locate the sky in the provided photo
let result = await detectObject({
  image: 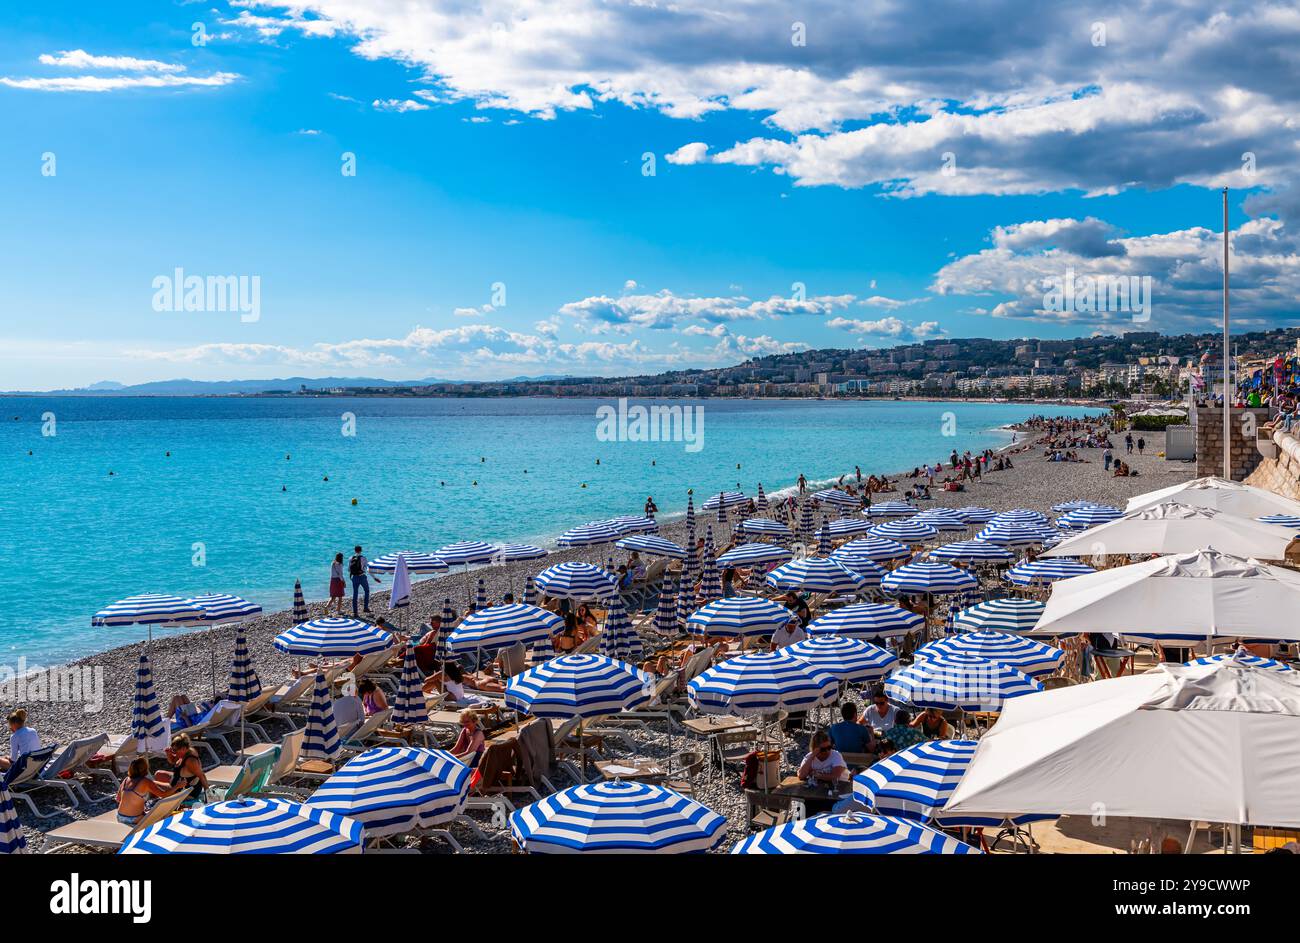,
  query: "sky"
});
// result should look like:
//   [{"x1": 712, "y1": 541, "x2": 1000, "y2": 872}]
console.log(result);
[{"x1": 1, "y1": 0, "x2": 1298, "y2": 390}]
